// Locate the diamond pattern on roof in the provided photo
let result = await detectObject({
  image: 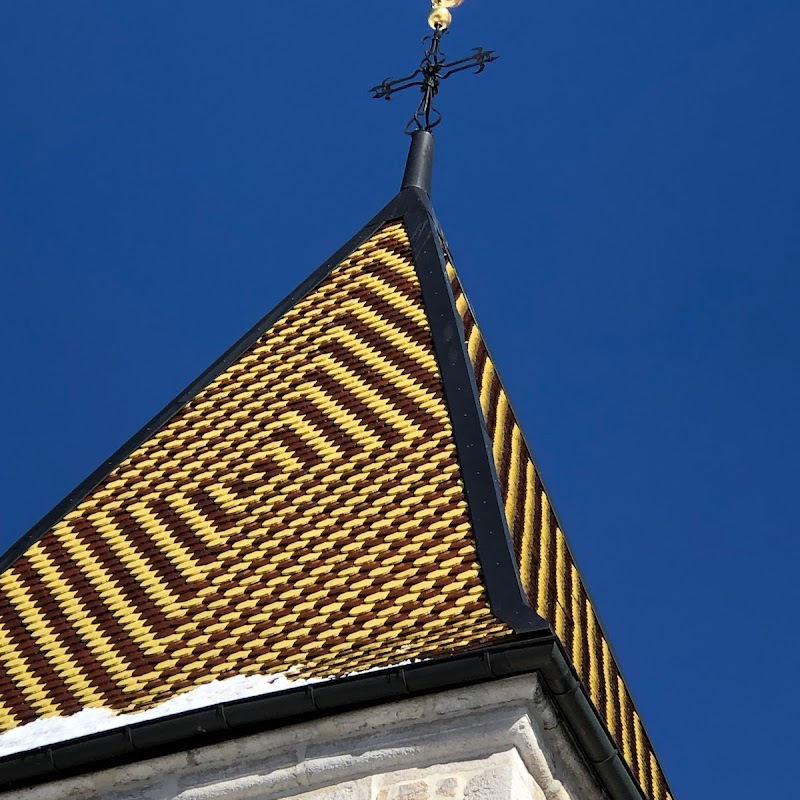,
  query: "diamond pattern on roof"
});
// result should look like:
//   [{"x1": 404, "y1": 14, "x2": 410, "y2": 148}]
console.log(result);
[
  {"x1": 0, "y1": 221, "x2": 509, "y2": 732},
  {"x1": 0, "y1": 204, "x2": 673, "y2": 800}
]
